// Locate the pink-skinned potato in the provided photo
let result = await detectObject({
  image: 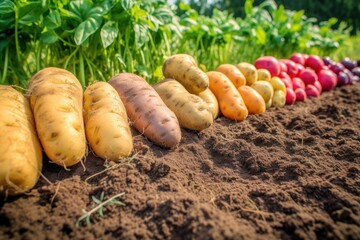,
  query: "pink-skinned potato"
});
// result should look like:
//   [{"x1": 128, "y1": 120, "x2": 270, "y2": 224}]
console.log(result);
[
  {"x1": 305, "y1": 85, "x2": 320, "y2": 98},
  {"x1": 285, "y1": 88, "x2": 296, "y2": 105},
  {"x1": 255, "y1": 56, "x2": 281, "y2": 77},
  {"x1": 295, "y1": 88, "x2": 307, "y2": 102},
  {"x1": 298, "y1": 69, "x2": 318, "y2": 85},
  {"x1": 109, "y1": 73, "x2": 181, "y2": 148},
  {"x1": 292, "y1": 77, "x2": 305, "y2": 90},
  {"x1": 280, "y1": 59, "x2": 298, "y2": 78},
  {"x1": 289, "y1": 53, "x2": 305, "y2": 65},
  {"x1": 313, "y1": 80, "x2": 322, "y2": 93},
  {"x1": 318, "y1": 69, "x2": 337, "y2": 91},
  {"x1": 305, "y1": 55, "x2": 325, "y2": 72}
]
